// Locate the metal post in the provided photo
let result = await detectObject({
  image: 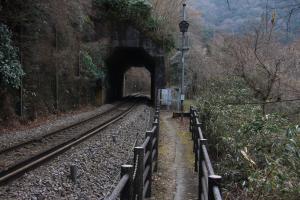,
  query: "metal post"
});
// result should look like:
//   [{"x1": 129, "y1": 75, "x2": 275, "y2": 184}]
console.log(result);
[
  {"x1": 180, "y1": 3, "x2": 187, "y2": 121},
  {"x1": 121, "y1": 165, "x2": 134, "y2": 200},
  {"x1": 180, "y1": 32, "x2": 185, "y2": 121},
  {"x1": 134, "y1": 147, "x2": 144, "y2": 200}
]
